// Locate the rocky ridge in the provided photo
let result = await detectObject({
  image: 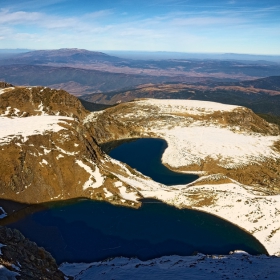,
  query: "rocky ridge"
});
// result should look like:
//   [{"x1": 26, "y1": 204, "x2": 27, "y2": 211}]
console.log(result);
[
  {"x1": 0, "y1": 226, "x2": 65, "y2": 279},
  {"x1": 0, "y1": 86, "x2": 141, "y2": 206}
]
